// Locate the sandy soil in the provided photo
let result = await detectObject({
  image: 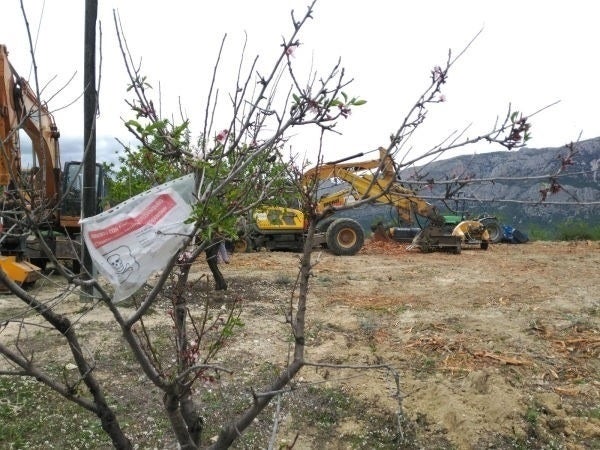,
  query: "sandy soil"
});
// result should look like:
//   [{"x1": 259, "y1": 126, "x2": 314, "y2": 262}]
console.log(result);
[
  {"x1": 216, "y1": 240, "x2": 600, "y2": 449},
  {"x1": 1, "y1": 240, "x2": 599, "y2": 449}
]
